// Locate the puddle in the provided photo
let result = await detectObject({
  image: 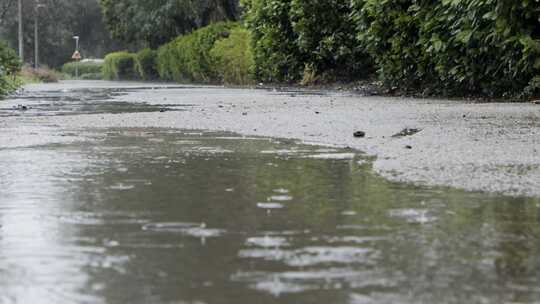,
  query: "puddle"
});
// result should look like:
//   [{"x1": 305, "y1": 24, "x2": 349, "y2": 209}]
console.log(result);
[
  {"x1": 0, "y1": 88, "x2": 189, "y2": 117},
  {"x1": 1, "y1": 88, "x2": 540, "y2": 303}
]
